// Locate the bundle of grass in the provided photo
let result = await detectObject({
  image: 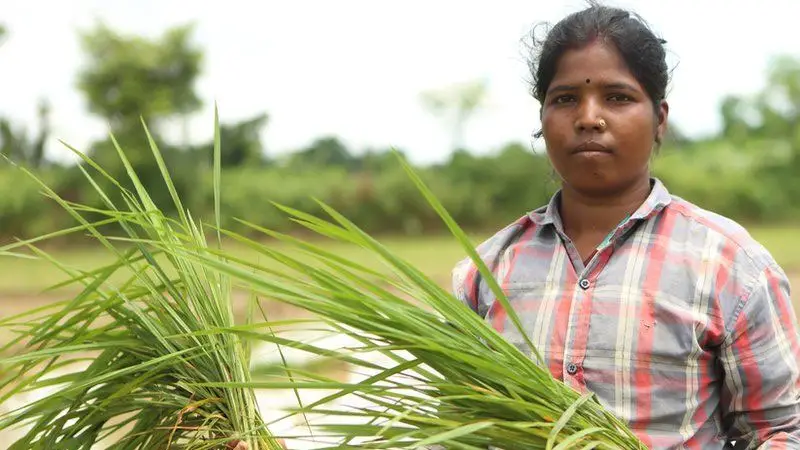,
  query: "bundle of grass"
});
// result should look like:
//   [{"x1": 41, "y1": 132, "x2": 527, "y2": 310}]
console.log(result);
[
  {"x1": 0, "y1": 114, "x2": 284, "y2": 449},
  {"x1": 170, "y1": 173, "x2": 648, "y2": 450},
  {"x1": 0, "y1": 115, "x2": 646, "y2": 449}
]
